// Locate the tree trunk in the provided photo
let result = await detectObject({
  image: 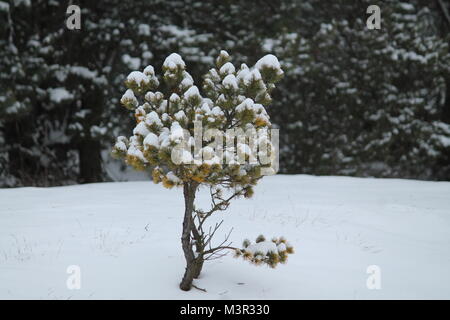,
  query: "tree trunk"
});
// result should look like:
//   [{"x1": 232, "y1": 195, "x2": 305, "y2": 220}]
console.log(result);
[
  {"x1": 78, "y1": 139, "x2": 103, "y2": 184},
  {"x1": 192, "y1": 258, "x2": 204, "y2": 279},
  {"x1": 179, "y1": 182, "x2": 201, "y2": 291},
  {"x1": 190, "y1": 218, "x2": 204, "y2": 279}
]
